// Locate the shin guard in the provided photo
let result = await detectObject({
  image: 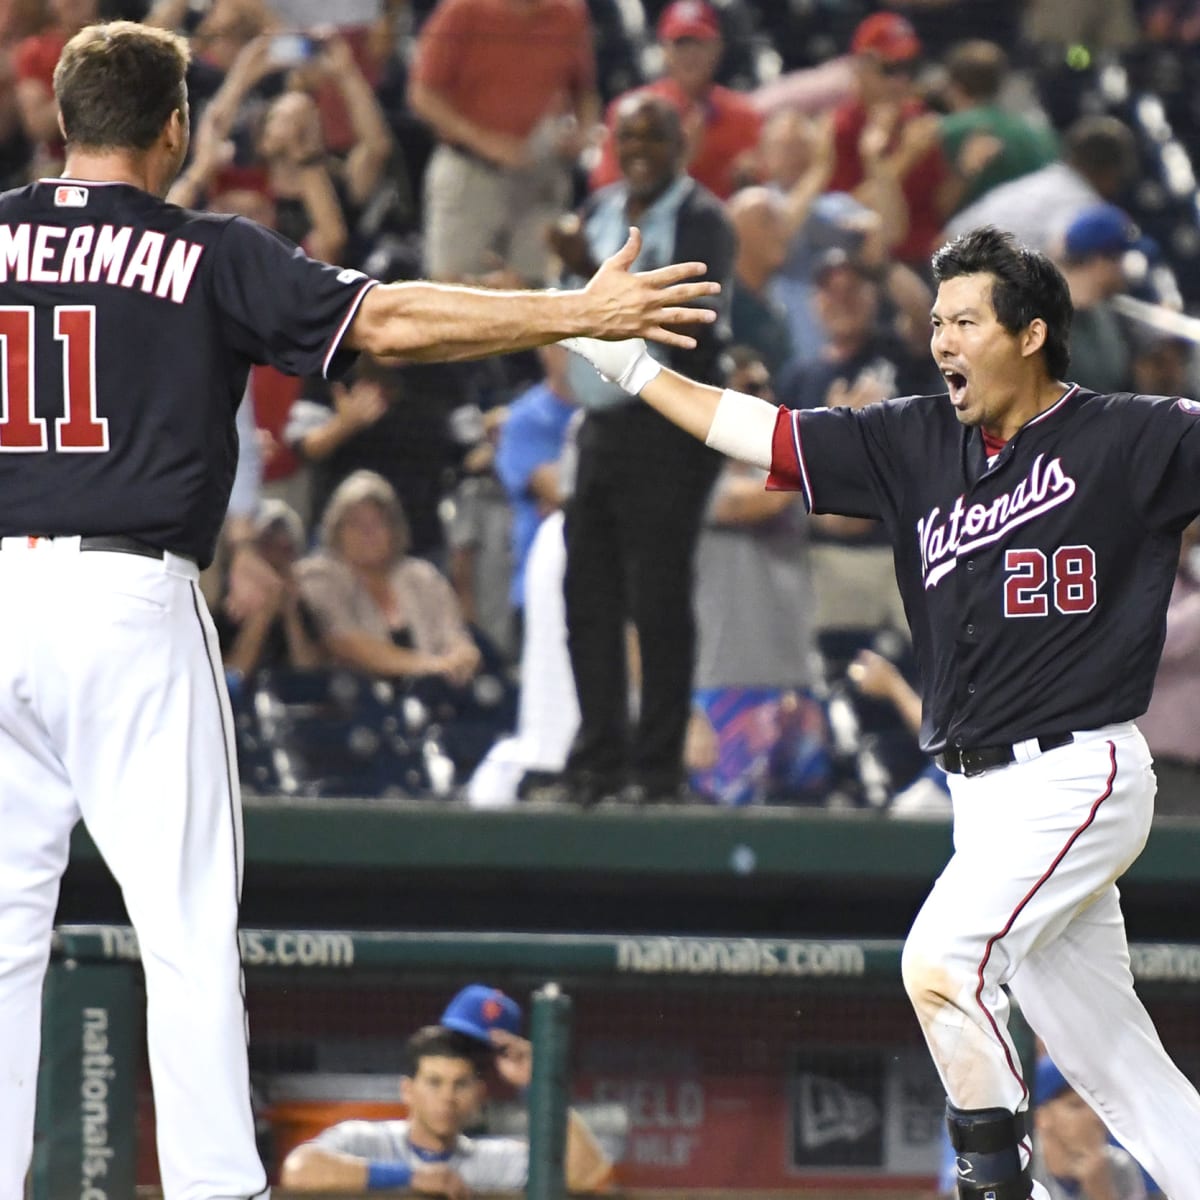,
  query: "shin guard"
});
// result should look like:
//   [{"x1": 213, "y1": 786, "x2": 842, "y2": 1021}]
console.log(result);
[{"x1": 946, "y1": 1104, "x2": 1032, "y2": 1200}]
